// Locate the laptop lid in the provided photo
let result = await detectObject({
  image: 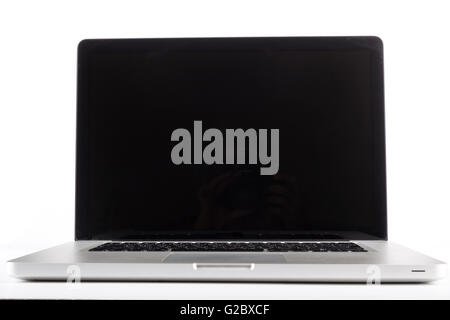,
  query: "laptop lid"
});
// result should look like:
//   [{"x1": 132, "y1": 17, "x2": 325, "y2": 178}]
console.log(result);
[{"x1": 75, "y1": 37, "x2": 386, "y2": 241}]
